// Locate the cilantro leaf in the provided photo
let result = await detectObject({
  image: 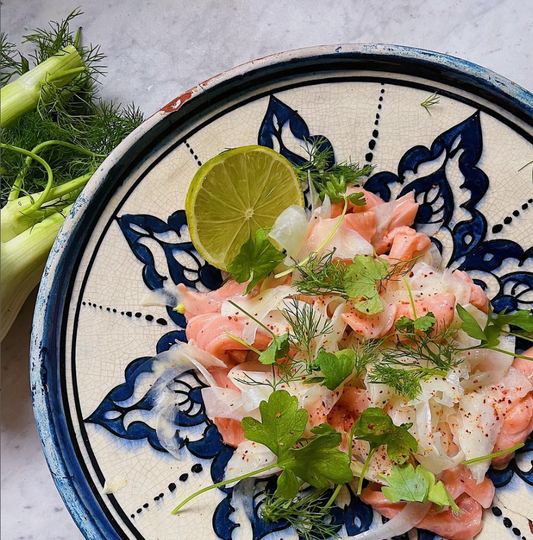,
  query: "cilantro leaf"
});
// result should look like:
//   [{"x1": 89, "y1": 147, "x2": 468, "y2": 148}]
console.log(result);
[
  {"x1": 175, "y1": 391, "x2": 352, "y2": 512},
  {"x1": 259, "y1": 333, "x2": 290, "y2": 365},
  {"x1": 344, "y1": 256, "x2": 388, "y2": 315},
  {"x1": 428, "y1": 476, "x2": 460, "y2": 512},
  {"x1": 243, "y1": 392, "x2": 353, "y2": 497},
  {"x1": 275, "y1": 469, "x2": 299, "y2": 500},
  {"x1": 227, "y1": 229, "x2": 284, "y2": 294},
  {"x1": 395, "y1": 313, "x2": 437, "y2": 333},
  {"x1": 414, "y1": 313, "x2": 437, "y2": 332},
  {"x1": 489, "y1": 309, "x2": 533, "y2": 332},
  {"x1": 311, "y1": 348, "x2": 356, "y2": 390},
  {"x1": 281, "y1": 432, "x2": 353, "y2": 489},
  {"x1": 241, "y1": 390, "x2": 308, "y2": 457},
  {"x1": 381, "y1": 464, "x2": 460, "y2": 512},
  {"x1": 352, "y1": 407, "x2": 417, "y2": 464},
  {"x1": 456, "y1": 305, "x2": 486, "y2": 341},
  {"x1": 310, "y1": 423, "x2": 337, "y2": 435},
  {"x1": 348, "y1": 192, "x2": 366, "y2": 206},
  {"x1": 457, "y1": 304, "x2": 533, "y2": 353},
  {"x1": 395, "y1": 316, "x2": 416, "y2": 332},
  {"x1": 381, "y1": 463, "x2": 429, "y2": 503}
]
